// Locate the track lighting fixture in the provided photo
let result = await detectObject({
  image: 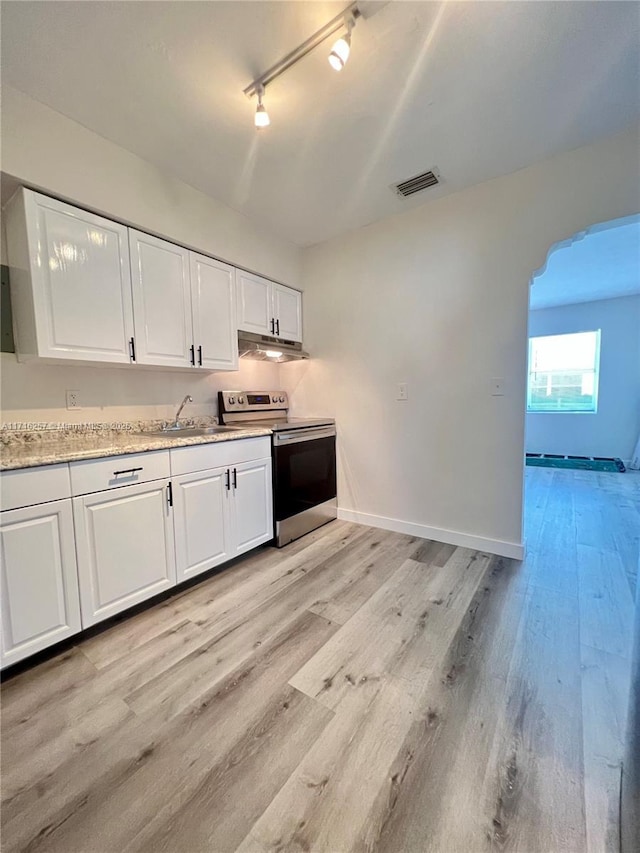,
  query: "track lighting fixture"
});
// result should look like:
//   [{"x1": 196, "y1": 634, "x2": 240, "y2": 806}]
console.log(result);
[
  {"x1": 243, "y1": 2, "x2": 366, "y2": 129},
  {"x1": 329, "y1": 16, "x2": 355, "y2": 71},
  {"x1": 254, "y1": 85, "x2": 270, "y2": 129}
]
